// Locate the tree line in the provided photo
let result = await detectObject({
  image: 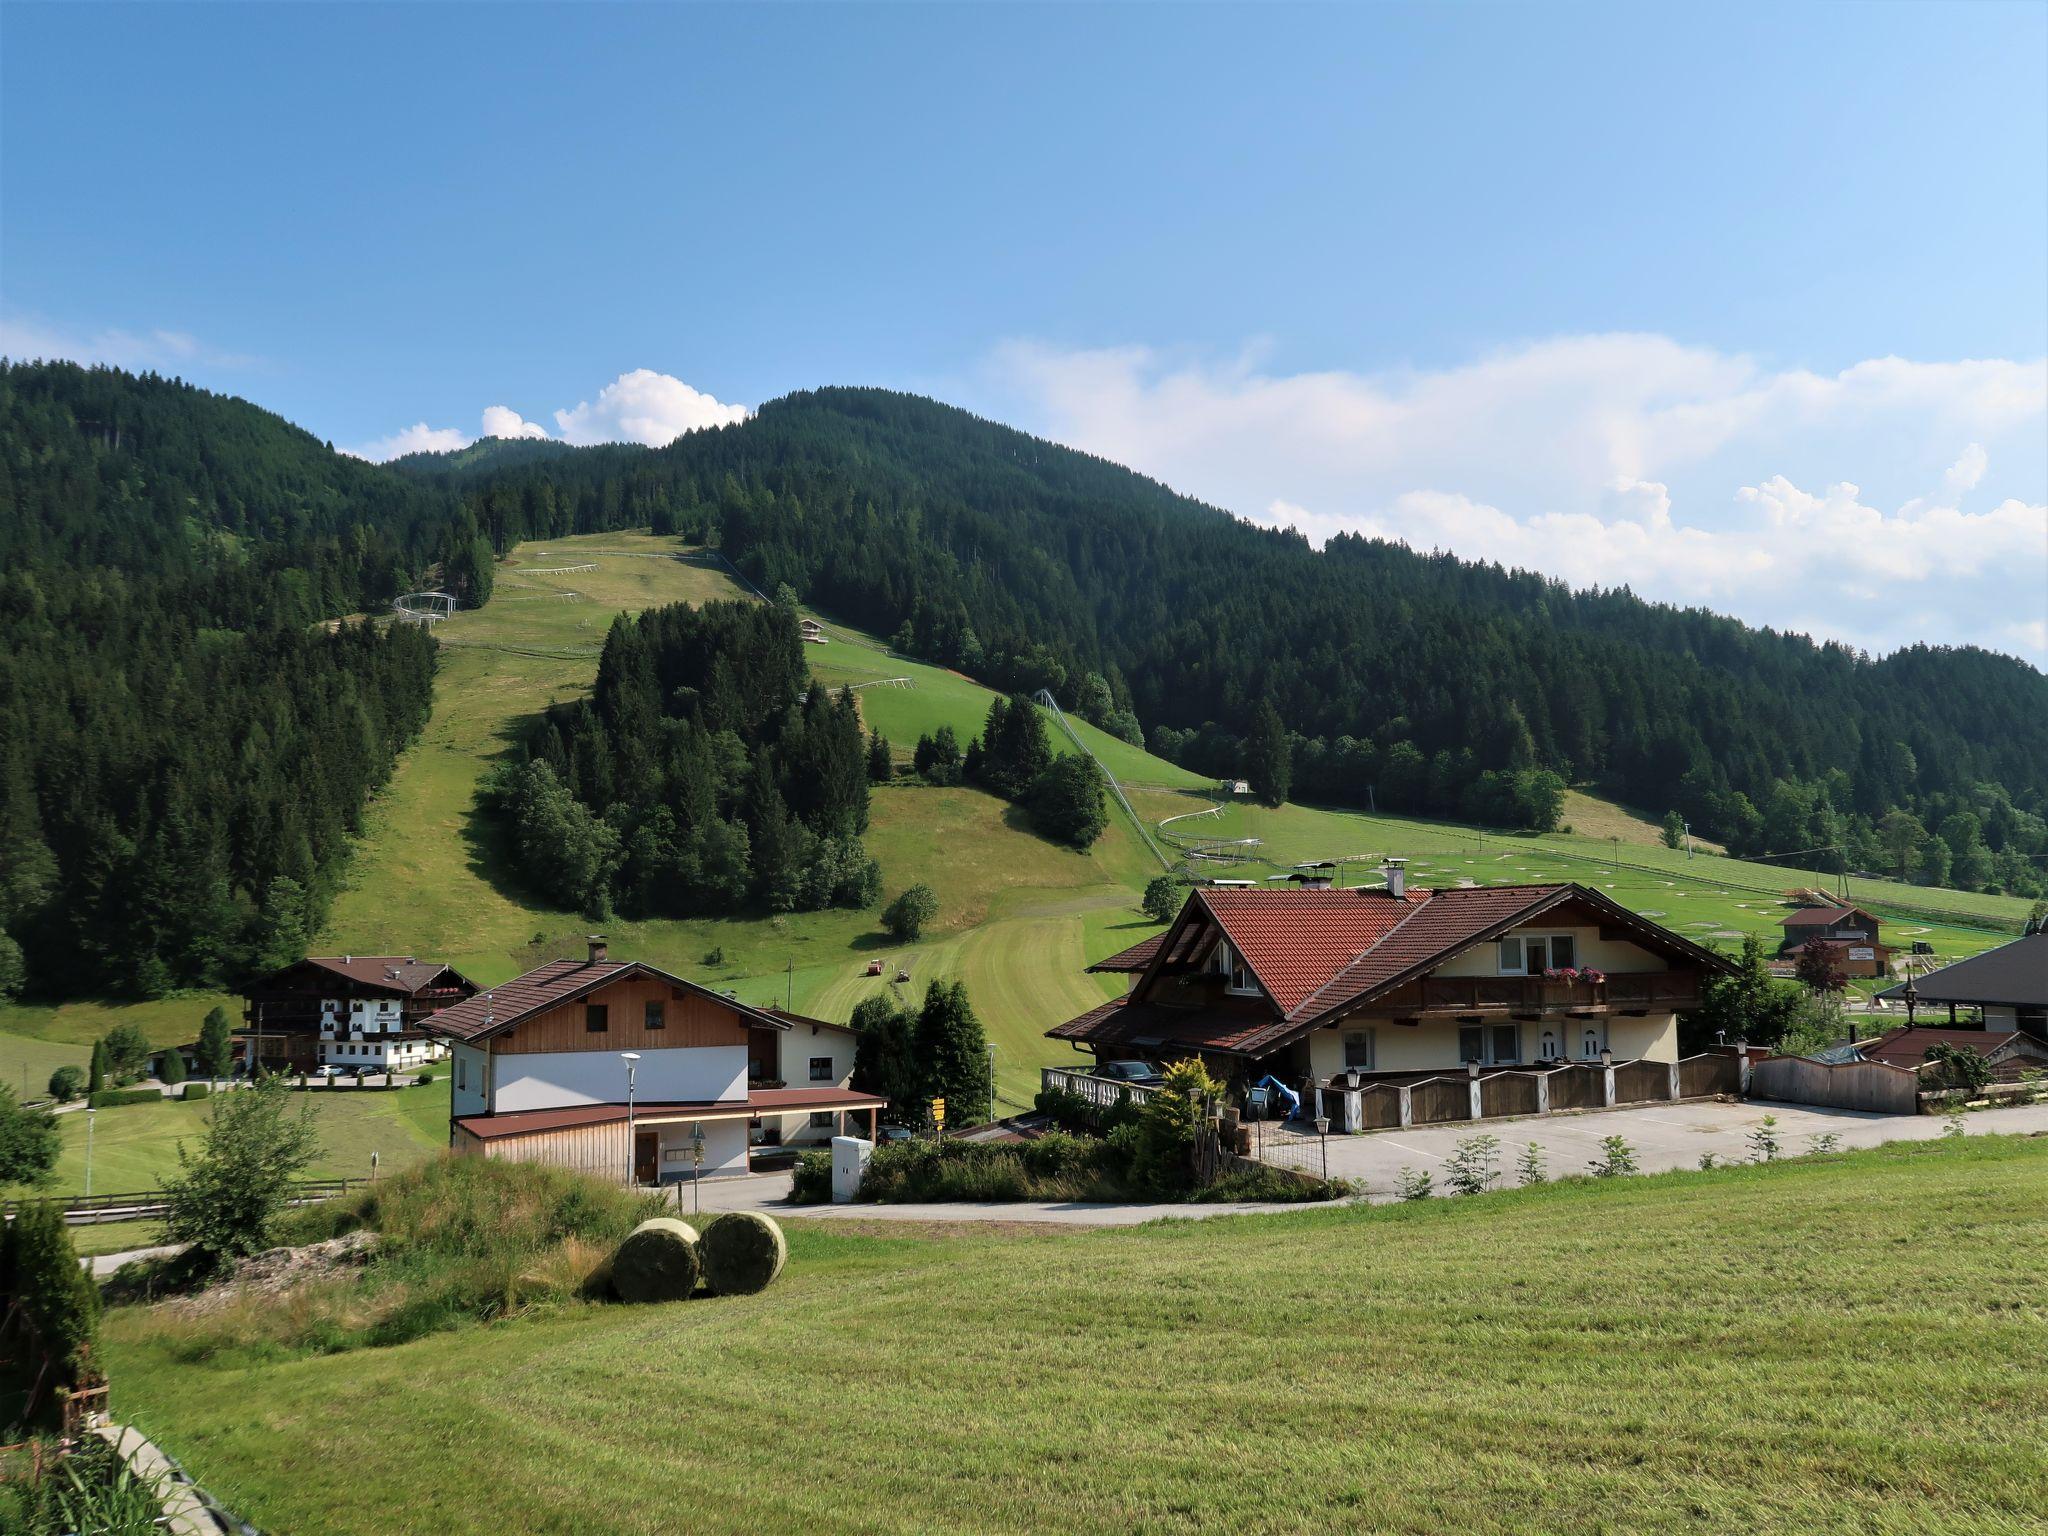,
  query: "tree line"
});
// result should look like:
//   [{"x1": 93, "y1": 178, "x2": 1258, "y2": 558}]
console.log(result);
[{"x1": 402, "y1": 386, "x2": 2047, "y2": 892}]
